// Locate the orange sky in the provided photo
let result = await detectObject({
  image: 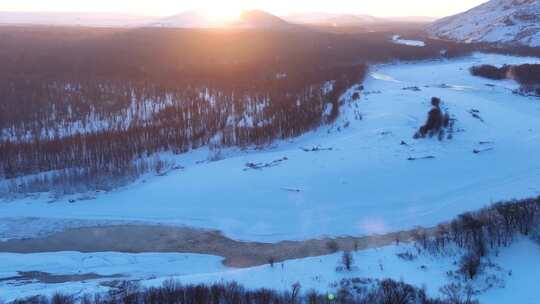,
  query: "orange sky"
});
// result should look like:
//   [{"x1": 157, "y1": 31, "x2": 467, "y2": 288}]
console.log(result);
[{"x1": 1, "y1": 0, "x2": 488, "y2": 18}]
